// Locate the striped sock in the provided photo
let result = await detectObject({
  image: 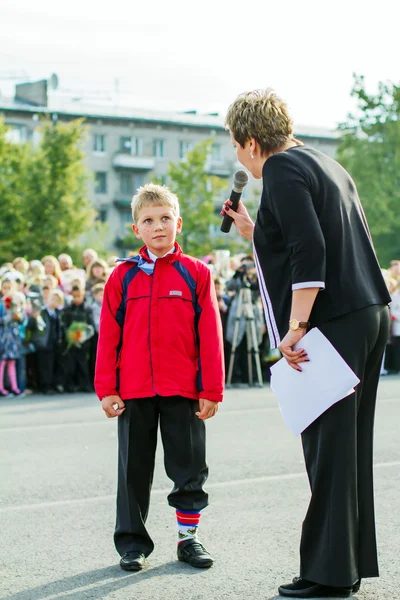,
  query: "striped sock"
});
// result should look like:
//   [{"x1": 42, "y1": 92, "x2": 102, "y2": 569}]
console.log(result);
[{"x1": 176, "y1": 510, "x2": 201, "y2": 544}]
